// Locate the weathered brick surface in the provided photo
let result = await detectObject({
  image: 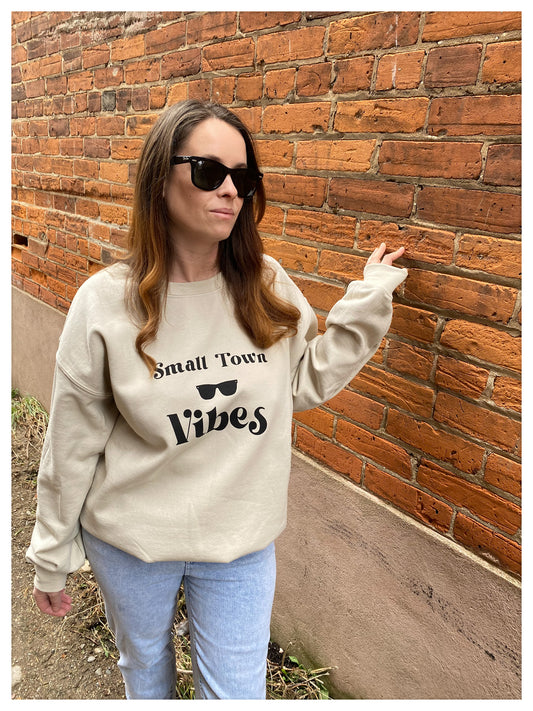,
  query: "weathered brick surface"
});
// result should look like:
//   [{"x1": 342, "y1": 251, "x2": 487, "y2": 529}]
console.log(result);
[{"x1": 11, "y1": 10, "x2": 522, "y2": 577}]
